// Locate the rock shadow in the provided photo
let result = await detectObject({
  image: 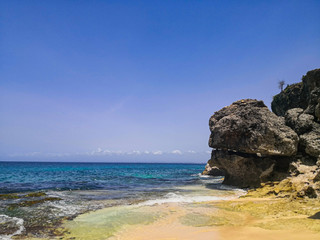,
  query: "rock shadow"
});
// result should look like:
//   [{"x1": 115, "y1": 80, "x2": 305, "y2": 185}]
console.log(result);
[{"x1": 309, "y1": 212, "x2": 320, "y2": 219}]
